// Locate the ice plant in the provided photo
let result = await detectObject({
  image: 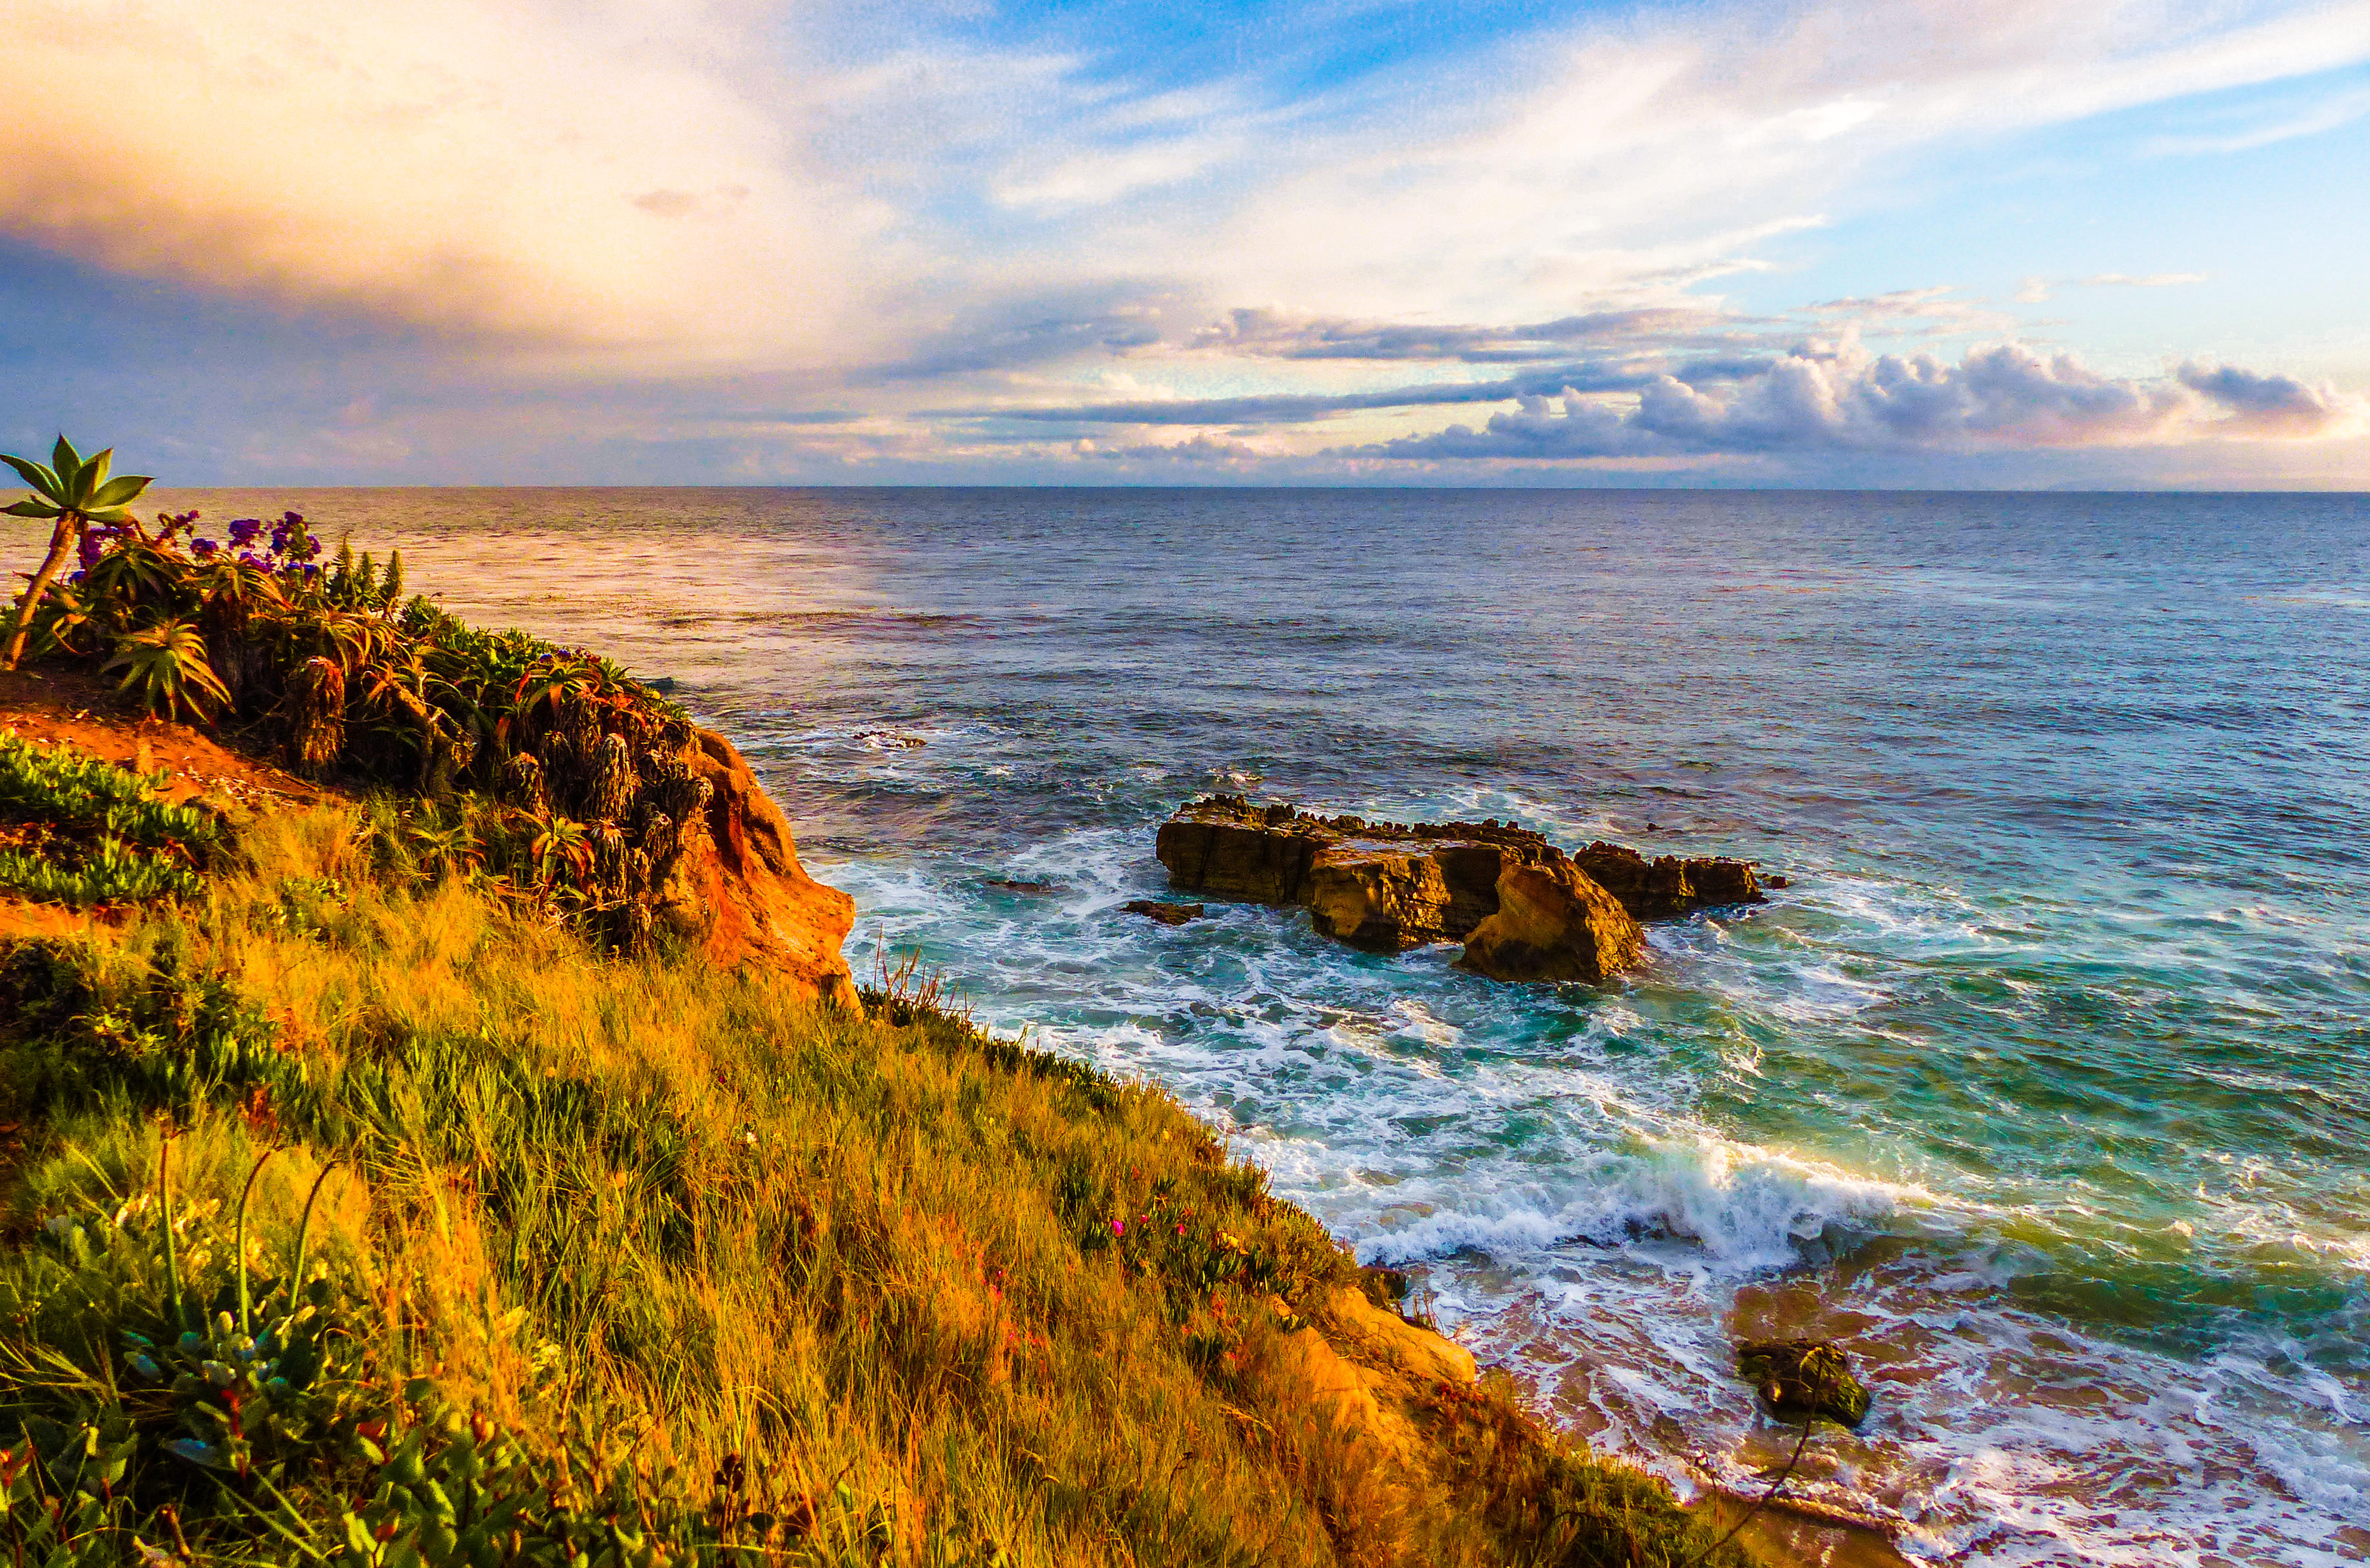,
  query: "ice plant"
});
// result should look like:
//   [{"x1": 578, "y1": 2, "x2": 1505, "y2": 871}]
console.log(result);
[{"x1": 2, "y1": 435, "x2": 153, "y2": 669}]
